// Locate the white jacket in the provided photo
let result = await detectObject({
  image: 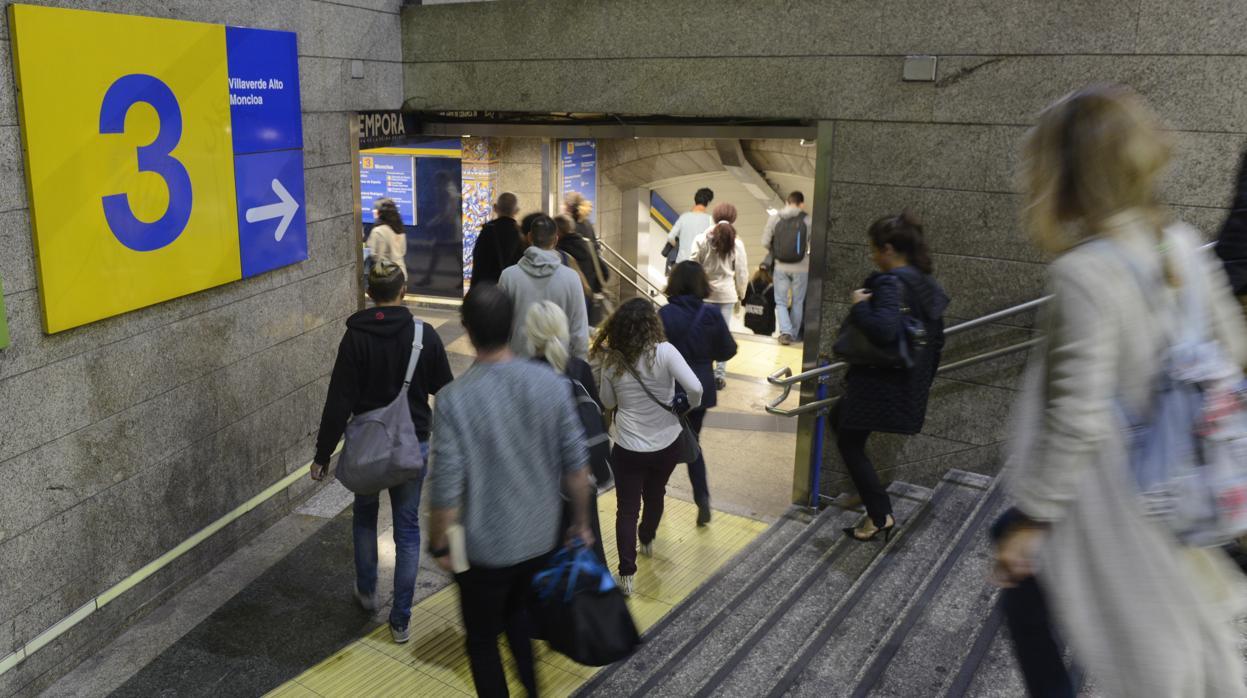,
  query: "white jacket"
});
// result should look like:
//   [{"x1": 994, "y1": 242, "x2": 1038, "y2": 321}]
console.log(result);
[
  {"x1": 690, "y1": 228, "x2": 748, "y2": 305},
  {"x1": 366, "y1": 224, "x2": 408, "y2": 279}
]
